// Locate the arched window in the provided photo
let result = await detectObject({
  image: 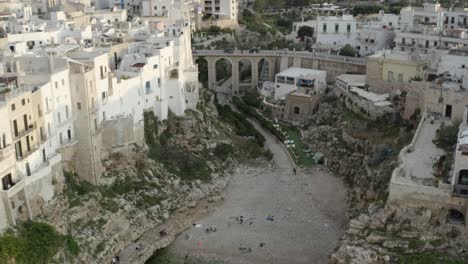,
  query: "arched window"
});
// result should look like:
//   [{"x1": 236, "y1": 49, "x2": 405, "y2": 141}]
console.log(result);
[
  {"x1": 447, "y1": 209, "x2": 465, "y2": 225},
  {"x1": 294, "y1": 106, "x2": 300, "y2": 114}
]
